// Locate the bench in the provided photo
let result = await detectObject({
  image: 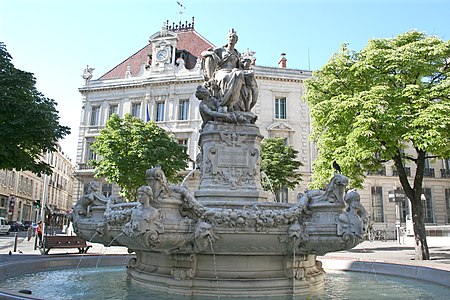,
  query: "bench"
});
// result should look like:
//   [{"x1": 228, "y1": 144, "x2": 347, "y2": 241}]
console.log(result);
[{"x1": 40, "y1": 235, "x2": 92, "y2": 255}]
